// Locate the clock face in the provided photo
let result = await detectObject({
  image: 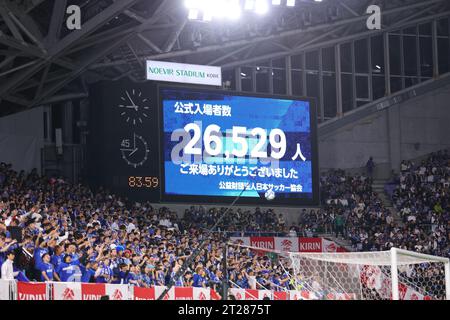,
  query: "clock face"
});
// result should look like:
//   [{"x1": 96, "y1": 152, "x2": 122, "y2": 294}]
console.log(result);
[
  {"x1": 120, "y1": 133, "x2": 150, "y2": 168},
  {"x1": 118, "y1": 89, "x2": 151, "y2": 126}
]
